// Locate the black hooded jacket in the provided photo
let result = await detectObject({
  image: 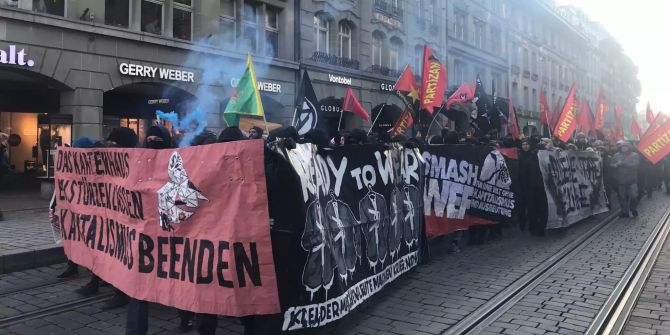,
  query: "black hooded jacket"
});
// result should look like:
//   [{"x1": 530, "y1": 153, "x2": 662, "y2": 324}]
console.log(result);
[{"x1": 145, "y1": 125, "x2": 173, "y2": 149}]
